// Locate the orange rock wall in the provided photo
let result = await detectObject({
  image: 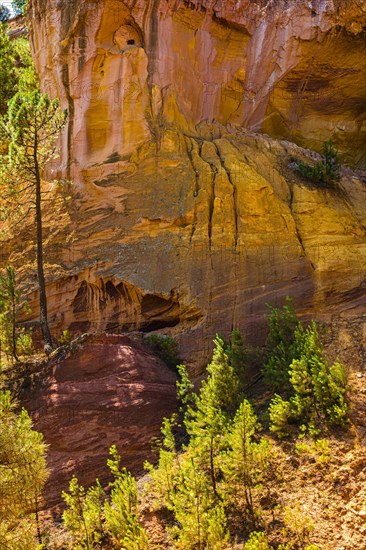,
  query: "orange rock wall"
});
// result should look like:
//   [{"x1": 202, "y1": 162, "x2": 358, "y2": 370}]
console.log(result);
[
  {"x1": 28, "y1": 0, "x2": 366, "y2": 173},
  {"x1": 14, "y1": 0, "x2": 366, "y2": 373}
]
